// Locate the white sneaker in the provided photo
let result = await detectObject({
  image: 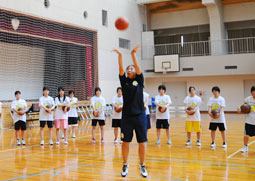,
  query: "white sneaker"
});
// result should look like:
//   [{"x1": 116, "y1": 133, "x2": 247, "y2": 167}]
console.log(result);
[
  {"x1": 139, "y1": 164, "x2": 148, "y2": 178},
  {"x1": 56, "y1": 140, "x2": 60, "y2": 145},
  {"x1": 121, "y1": 163, "x2": 129, "y2": 177},
  {"x1": 49, "y1": 140, "x2": 54, "y2": 145},
  {"x1": 64, "y1": 140, "x2": 68, "y2": 145},
  {"x1": 40, "y1": 140, "x2": 44, "y2": 145},
  {"x1": 156, "y1": 139, "x2": 160, "y2": 145},
  {"x1": 222, "y1": 142, "x2": 227, "y2": 148},
  {"x1": 72, "y1": 133, "x2": 76, "y2": 138},
  {"x1": 114, "y1": 139, "x2": 118, "y2": 144},
  {"x1": 196, "y1": 140, "x2": 201, "y2": 146},
  {"x1": 120, "y1": 141, "x2": 123, "y2": 144},
  {"x1": 17, "y1": 139, "x2": 21, "y2": 146},
  {"x1": 21, "y1": 139, "x2": 26, "y2": 145},
  {"x1": 241, "y1": 145, "x2": 248, "y2": 153},
  {"x1": 167, "y1": 139, "x2": 172, "y2": 145},
  {"x1": 186, "y1": 140, "x2": 191, "y2": 146},
  {"x1": 92, "y1": 138, "x2": 96, "y2": 144},
  {"x1": 210, "y1": 142, "x2": 216, "y2": 148}
]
